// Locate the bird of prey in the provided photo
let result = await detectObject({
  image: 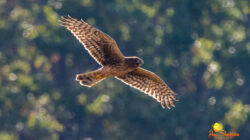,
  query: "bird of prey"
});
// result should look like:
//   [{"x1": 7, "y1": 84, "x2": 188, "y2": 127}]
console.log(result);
[{"x1": 59, "y1": 15, "x2": 177, "y2": 109}]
